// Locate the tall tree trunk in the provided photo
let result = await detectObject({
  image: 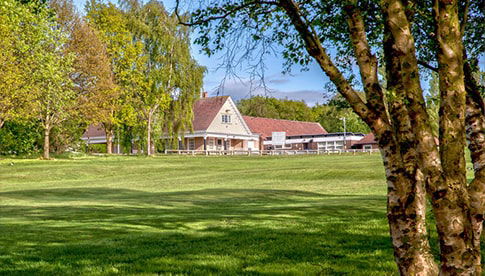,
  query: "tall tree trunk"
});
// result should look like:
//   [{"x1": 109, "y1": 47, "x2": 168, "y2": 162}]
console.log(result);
[
  {"x1": 43, "y1": 126, "x2": 50, "y2": 159},
  {"x1": 0, "y1": 119, "x2": 4, "y2": 129},
  {"x1": 106, "y1": 128, "x2": 113, "y2": 154},
  {"x1": 147, "y1": 112, "x2": 152, "y2": 156},
  {"x1": 434, "y1": 0, "x2": 478, "y2": 273},
  {"x1": 382, "y1": 149, "x2": 439, "y2": 275}
]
